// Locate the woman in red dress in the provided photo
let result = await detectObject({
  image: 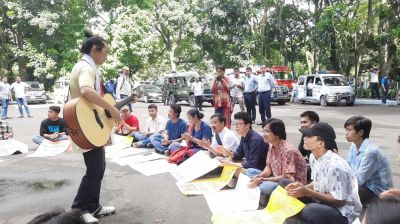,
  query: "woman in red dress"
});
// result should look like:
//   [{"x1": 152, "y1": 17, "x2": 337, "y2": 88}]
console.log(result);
[{"x1": 212, "y1": 65, "x2": 232, "y2": 128}]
